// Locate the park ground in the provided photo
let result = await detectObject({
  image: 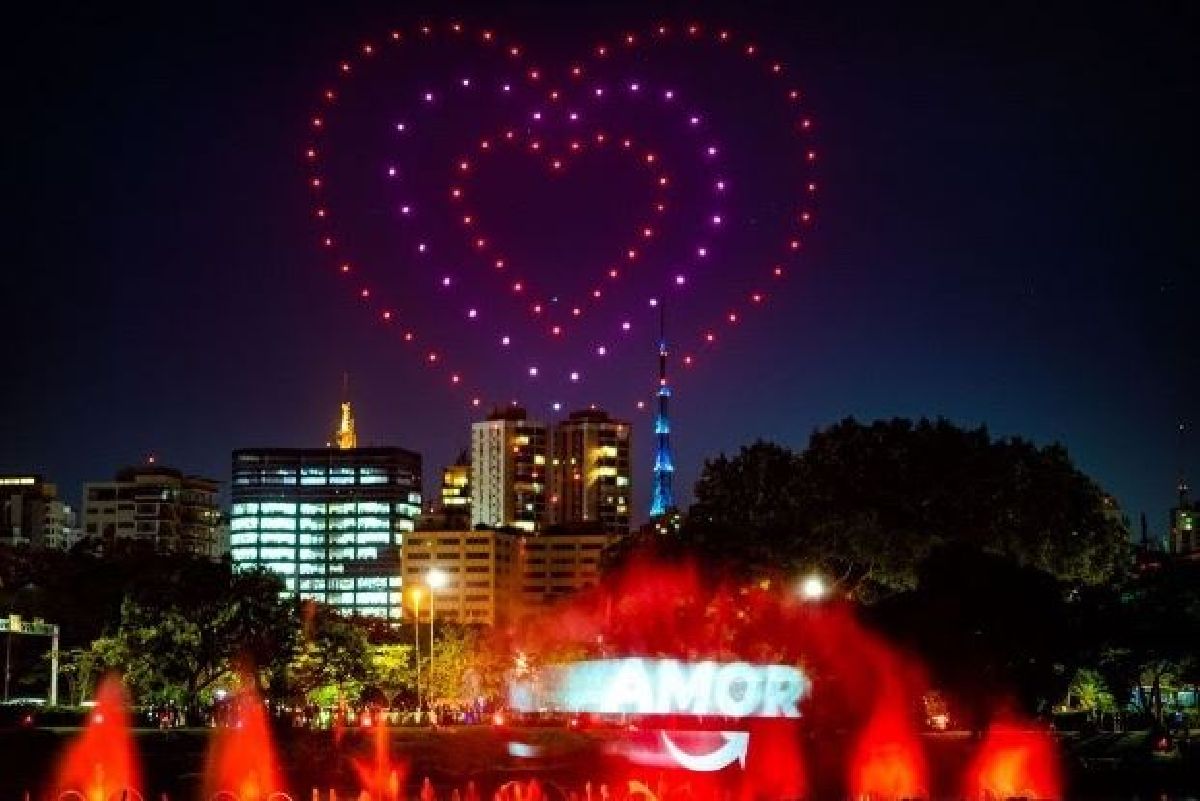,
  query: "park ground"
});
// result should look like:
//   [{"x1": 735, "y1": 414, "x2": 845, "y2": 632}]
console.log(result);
[{"x1": 1, "y1": 725, "x2": 1197, "y2": 800}]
